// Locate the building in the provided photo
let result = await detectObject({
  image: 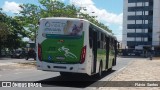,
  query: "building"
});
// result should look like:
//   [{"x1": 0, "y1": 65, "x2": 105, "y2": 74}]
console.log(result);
[{"x1": 122, "y1": 0, "x2": 160, "y2": 50}]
